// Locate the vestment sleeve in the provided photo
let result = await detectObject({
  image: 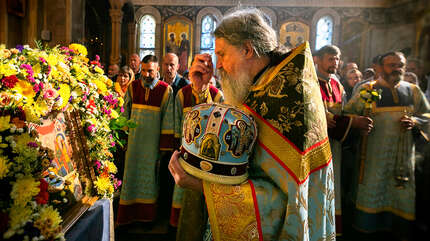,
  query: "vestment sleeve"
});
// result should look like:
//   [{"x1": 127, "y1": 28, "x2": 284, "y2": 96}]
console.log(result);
[{"x1": 159, "y1": 85, "x2": 175, "y2": 151}]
